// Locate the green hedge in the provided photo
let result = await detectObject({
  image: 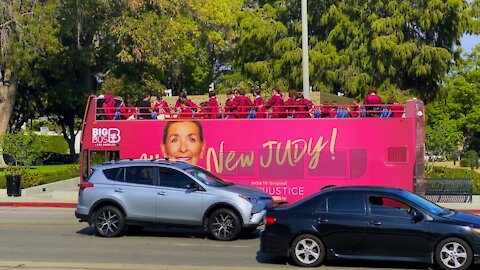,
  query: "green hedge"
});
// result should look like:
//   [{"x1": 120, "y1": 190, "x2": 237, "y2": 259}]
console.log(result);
[
  {"x1": 426, "y1": 166, "x2": 480, "y2": 195},
  {"x1": 0, "y1": 164, "x2": 79, "y2": 189},
  {"x1": 43, "y1": 136, "x2": 69, "y2": 154}
]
